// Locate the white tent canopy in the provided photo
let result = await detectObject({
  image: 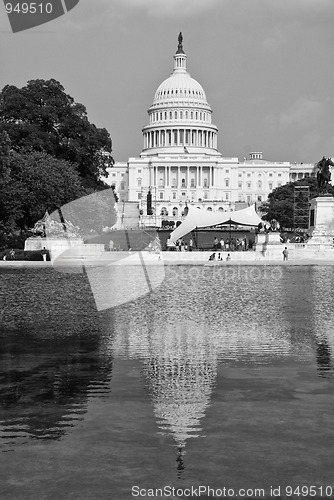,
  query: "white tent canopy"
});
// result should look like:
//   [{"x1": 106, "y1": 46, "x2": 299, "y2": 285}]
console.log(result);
[{"x1": 169, "y1": 204, "x2": 263, "y2": 243}]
